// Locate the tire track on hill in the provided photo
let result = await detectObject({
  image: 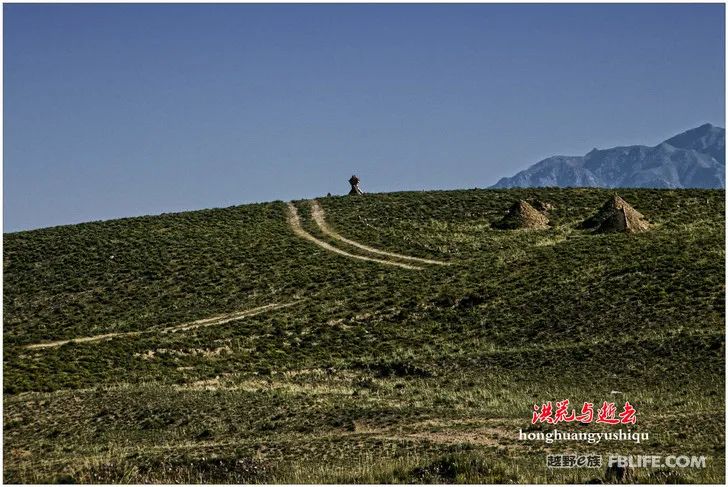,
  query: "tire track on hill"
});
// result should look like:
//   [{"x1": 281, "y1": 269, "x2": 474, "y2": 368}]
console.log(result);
[
  {"x1": 286, "y1": 202, "x2": 421, "y2": 270},
  {"x1": 310, "y1": 200, "x2": 449, "y2": 266},
  {"x1": 25, "y1": 301, "x2": 301, "y2": 350}
]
